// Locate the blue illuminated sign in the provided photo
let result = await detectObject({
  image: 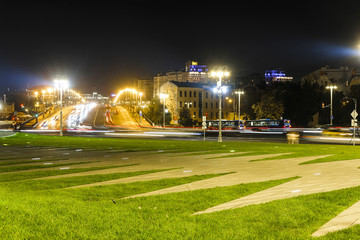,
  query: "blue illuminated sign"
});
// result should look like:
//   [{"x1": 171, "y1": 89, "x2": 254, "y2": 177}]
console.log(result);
[{"x1": 189, "y1": 65, "x2": 208, "y2": 73}]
